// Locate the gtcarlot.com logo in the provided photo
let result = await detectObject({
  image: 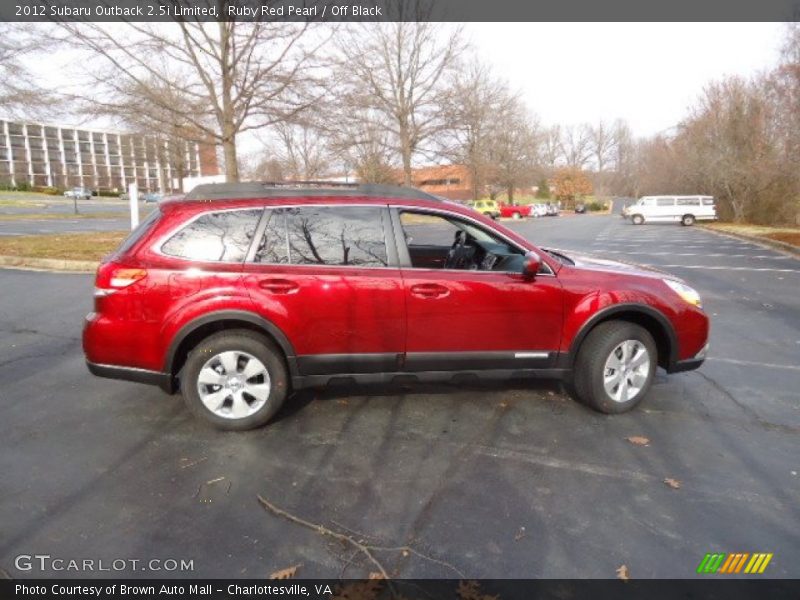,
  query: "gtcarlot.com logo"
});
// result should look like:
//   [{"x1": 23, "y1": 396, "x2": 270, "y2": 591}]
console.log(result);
[
  {"x1": 14, "y1": 554, "x2": 194, "y2": 573},
  {"x1": 697, "y1": 552, "x2": 773, "y2": 574}
]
